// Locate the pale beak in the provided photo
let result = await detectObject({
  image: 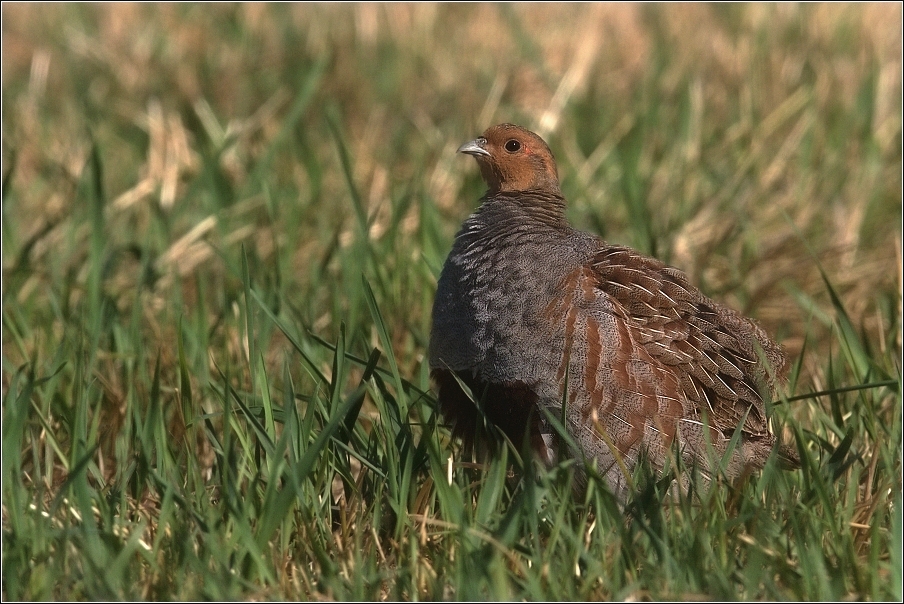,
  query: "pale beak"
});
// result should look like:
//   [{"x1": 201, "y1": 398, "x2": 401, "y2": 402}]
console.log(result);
[{"x1": 457, "y1": 137, "x2": 491, "y2": 157}]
